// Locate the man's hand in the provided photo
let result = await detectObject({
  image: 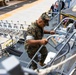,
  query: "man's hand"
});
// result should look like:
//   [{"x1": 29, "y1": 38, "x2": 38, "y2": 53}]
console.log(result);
[
  {"x1": 40, "y1": 38, "x2": 48, "y2": 45},
  {"x1": 50, "y1": 30, "x2": 55, "y2": 34}
]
